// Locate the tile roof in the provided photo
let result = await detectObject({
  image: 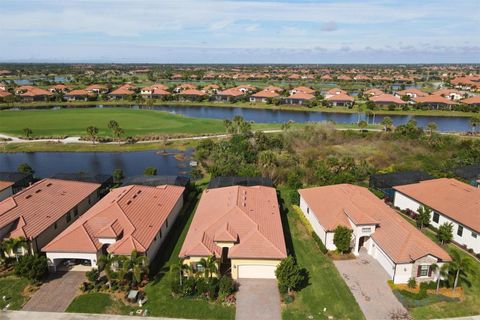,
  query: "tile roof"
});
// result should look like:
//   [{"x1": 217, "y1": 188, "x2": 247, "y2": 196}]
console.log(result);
[
  {"x1": 42, "y1": 184, "x2": 185, "y2": 255},
  {"x1": 369, "y1": 94, "x2": 406, "y2": 104},
  {"x1": 251, "y1": 90, "x2": 280, "y2": 98},
  {"x1": 326, "y1": 87, "x2": 347, "y2": 95},
  {"x1": 287, "y1": 92, "x2": 315, "y2": 100},
  {"x1": 326, "y1": 92, "x2": 354, "y2": 102},
  {"x1": 461, "y1": 96, "x2": 480, "y2": 105},
  {"x1": 413, "y1": 95, "x2": 456, "y2": 105},
  {"x1": 217, "y1": 88, "x2": 244, "y2": 97},
  {"x1": 0, "y1": 179, "x2": 101, "y2": 240},
  {"x1": 394, "y1": 178, "x2": 480, "y2": 233},
  {"x1": 299, "y1": 184, "x2": 451, "y2": 263},
  {"x1": 180, "y1": 186, "x2": 287, "y2": 260},
  {"x1": 396, "y1": 89, "x2": 428, "y2": 97},
  {"x1": 17, "y1": 86, "x2": 52, "y2": 97},
  {"x1": 0, "y1": 90, "x2": 11, "y2": 98},
  {"x1": 180, "y1": 89, "x2": 205, "y2": 96},
  {"x1": 293, "y1": 86, "x2": 315, "y2": 94},
  {"x1": 109, "y1": 84, "x2": 135, "y2": 96},
  {"x1": 0, "y1": 181, "x2": 13, "y2": 192}
]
